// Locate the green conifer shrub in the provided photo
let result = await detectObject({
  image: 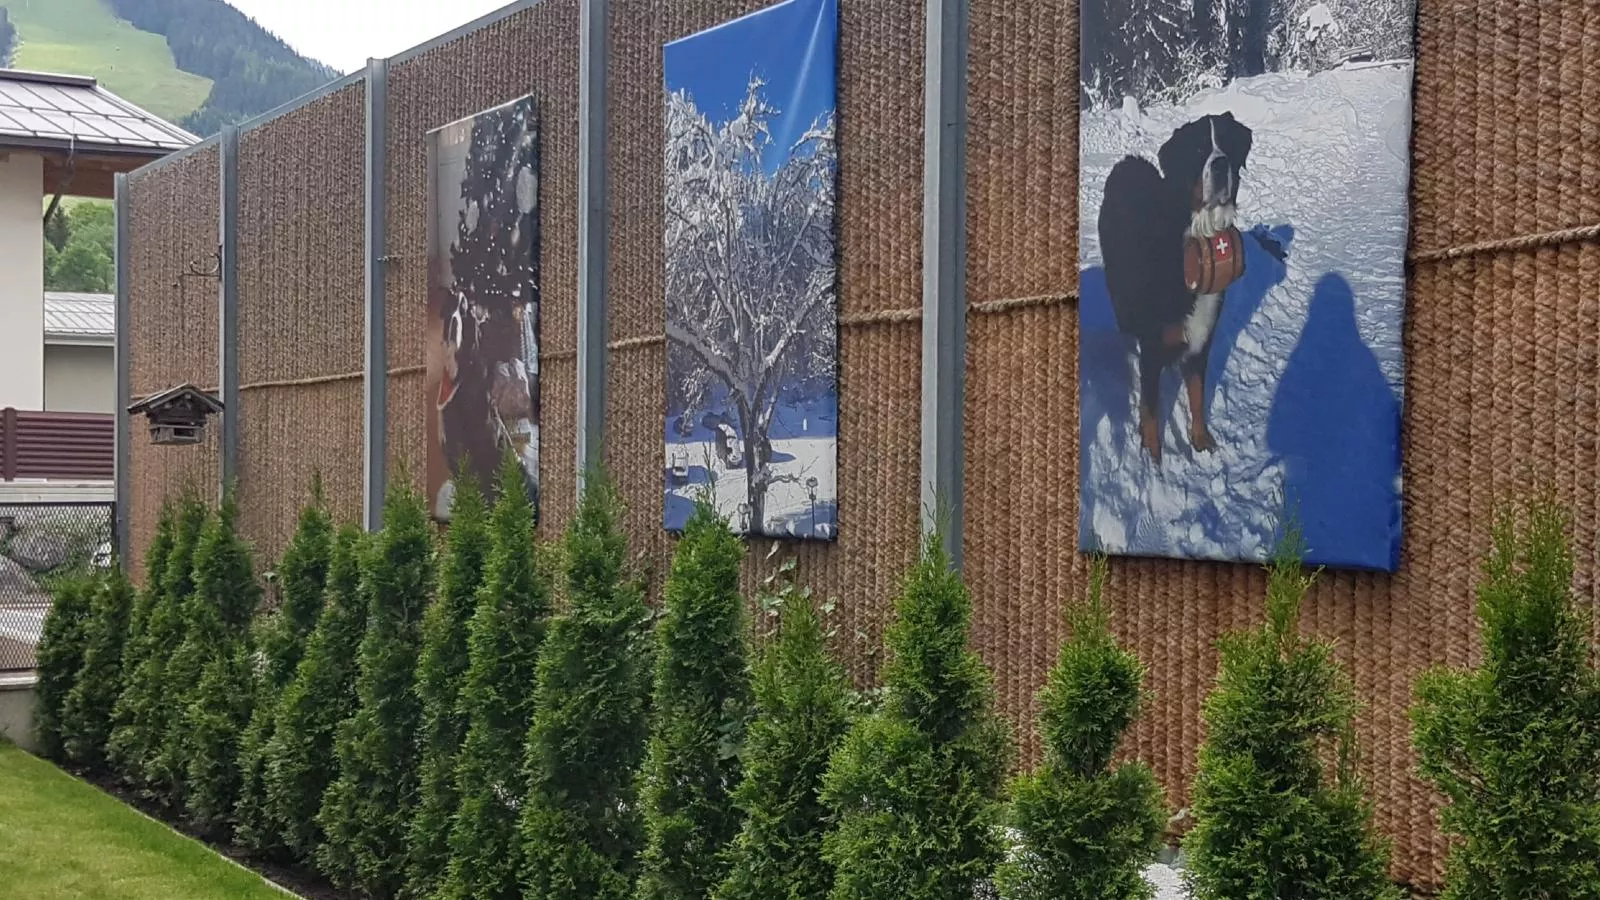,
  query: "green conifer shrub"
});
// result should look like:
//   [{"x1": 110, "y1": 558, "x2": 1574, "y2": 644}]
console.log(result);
[
  {"x1": 1184, "y1": 531, "x2": 1398, "y2": 900},
  {"x1": 403, "y1": 475, "x2": 490, "y2": 896},
  {"x1": 316, "y1": 483, "x2": 434, "y2": 899},
  {"x1": 108, "y1": 494, "x2": 207, "y2": 788},
  {"x1": 714, "y1": 570, "x2": 853, "y2": 900},
  {"x1": 439, "y1": 456, "x2": 552, "y2": 900},
  {"x1": 102, "y1": 503, "x2": 177, "y2": 774},
  {"x1": 32, "y1": 574, "x2": 95, "y2": 760},
  {"x1": 113, "y1": 502, "x2": 178, "y2": 692},
  {"x1": 184, "y1": 640, "x2": 257, "y2": 835},
  {"x1": 821, "y1": 531, "x2": 1012, "y2": 900},
  {"x1": 177, "y1": 494, "x2": 263, "y2": 835},
  {"x1": 1412, "y1": 494, "x2": 1600, "y2": 899},
  {"x1": 519, "y1": 471, "x2": 652, "y2": 900},
  {"x1": 61, "y1": 565, "x2": 137, "y2": 769},
  {"x1": 993, "y1": 556, "x2": 1165, "y2": 900},
  {"x1": 261, "y1": 524, "x2": 369, "y2": 862},
  {"x1": 152, "y1": 499, "x2": 233, "y2": 800},
  {"x1": 636, "y1": 499, "x2": 752, "y2": 900},
  {"x1": 236, "y1": 482, "x2": 335, "y2": 853}
]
